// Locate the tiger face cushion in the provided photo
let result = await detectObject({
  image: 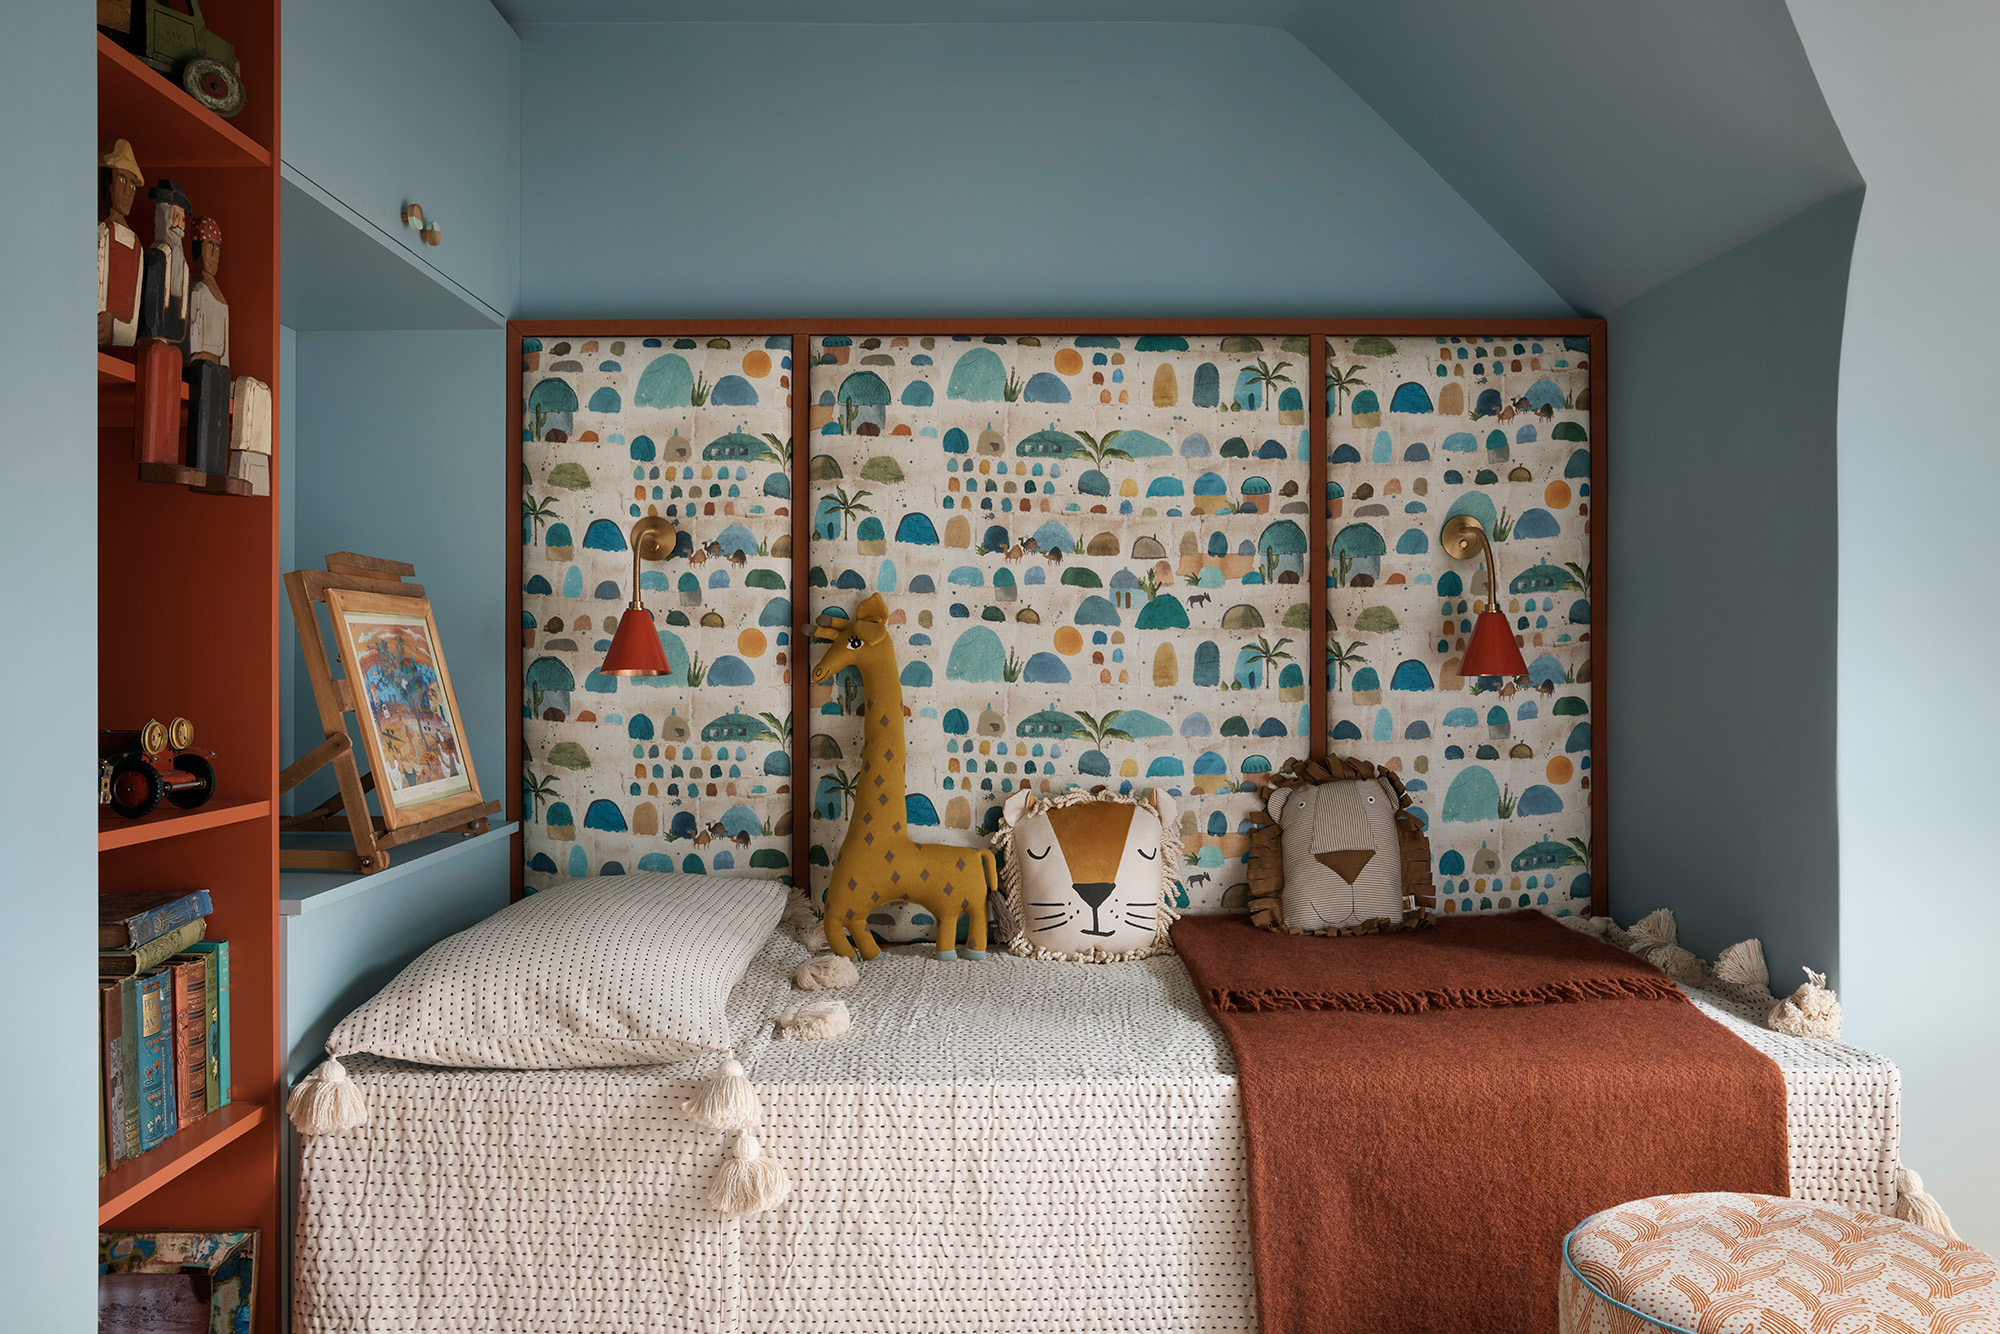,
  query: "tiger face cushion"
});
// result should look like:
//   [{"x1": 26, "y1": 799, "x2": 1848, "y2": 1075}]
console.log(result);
[
  {"x1": 992, "y1": 788, "x2": 1182, "y2": 962},
  {"x1": 1247, "y1": 758, "x2": 1436, "y2": 936}
]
